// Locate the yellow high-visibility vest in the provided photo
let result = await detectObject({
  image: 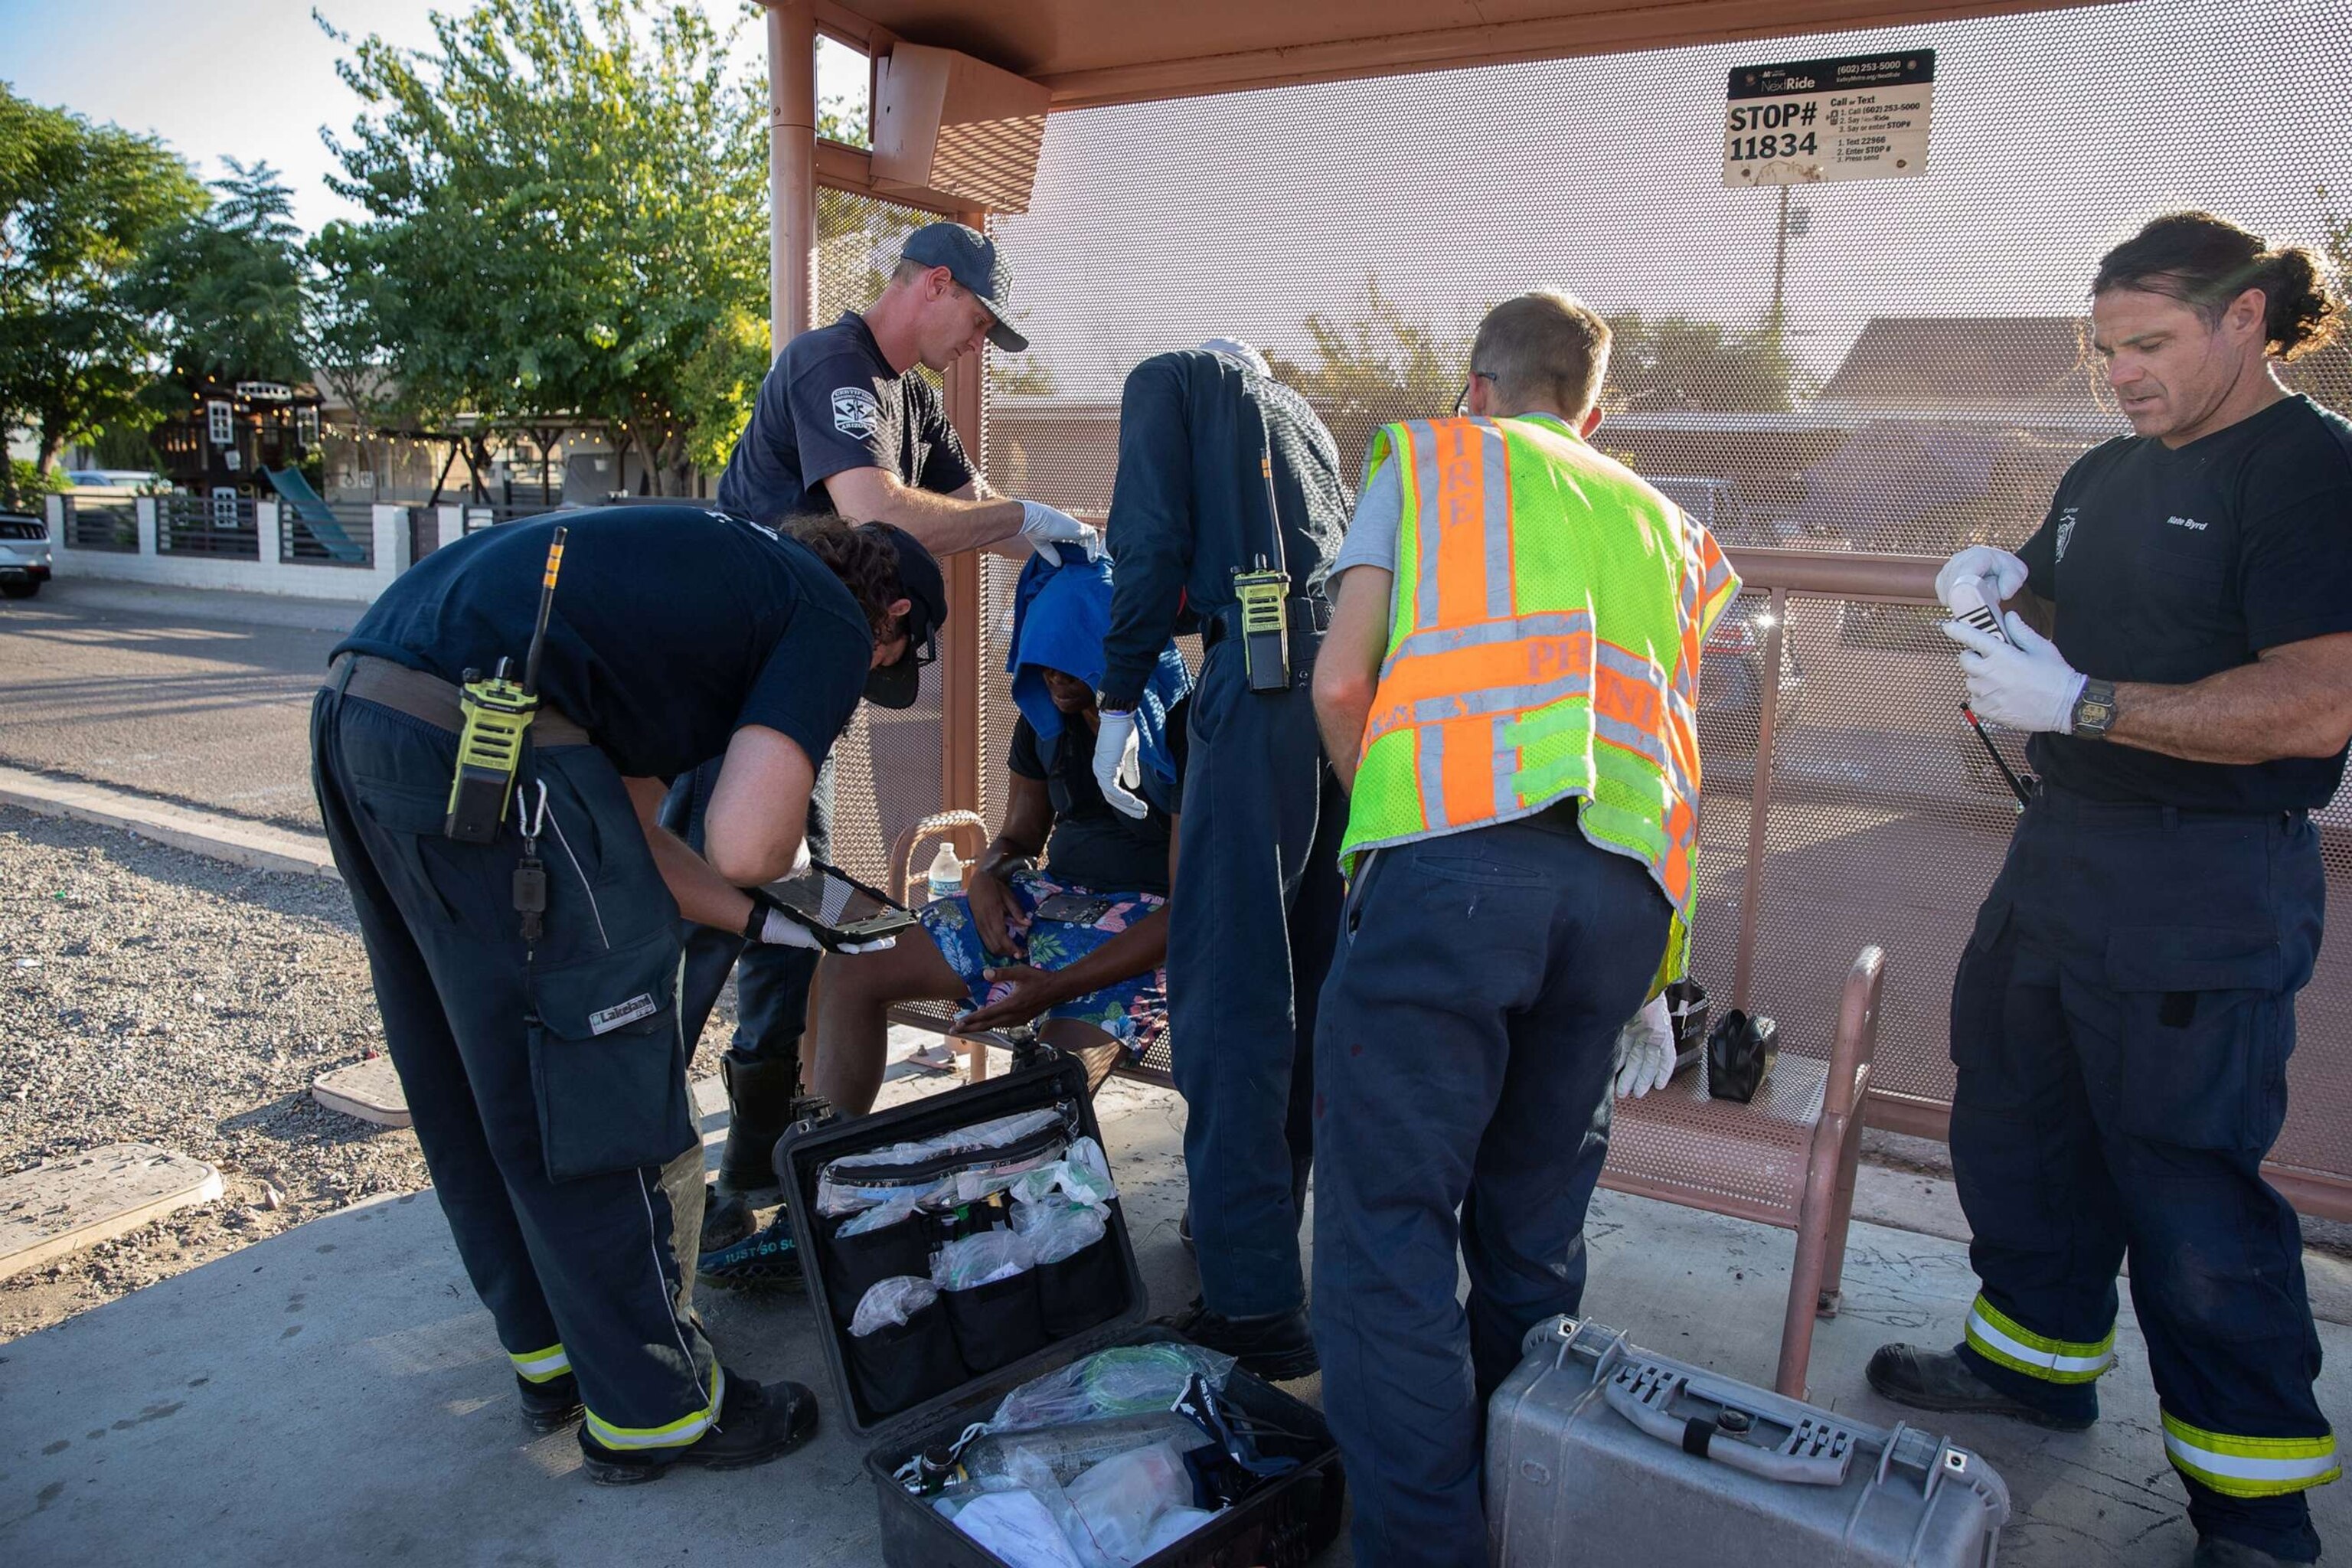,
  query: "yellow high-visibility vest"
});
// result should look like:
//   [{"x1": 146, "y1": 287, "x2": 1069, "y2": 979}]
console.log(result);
[{"x1": 1338, "y1": 413, "x2": 1738, "y2": 991}]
